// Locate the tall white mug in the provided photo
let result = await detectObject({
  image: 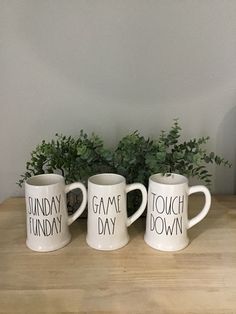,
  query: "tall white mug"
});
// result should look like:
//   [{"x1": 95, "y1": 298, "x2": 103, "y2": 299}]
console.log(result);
[
  {"x1": 144, "y1": 173, "x2": 211, "y2": 251},
  {"x1": 25, "y1": 174, "x2": 87, "y2": 252},
  {"x1": 86, "y1": 173, "x2": 147, "y2": 250}
]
